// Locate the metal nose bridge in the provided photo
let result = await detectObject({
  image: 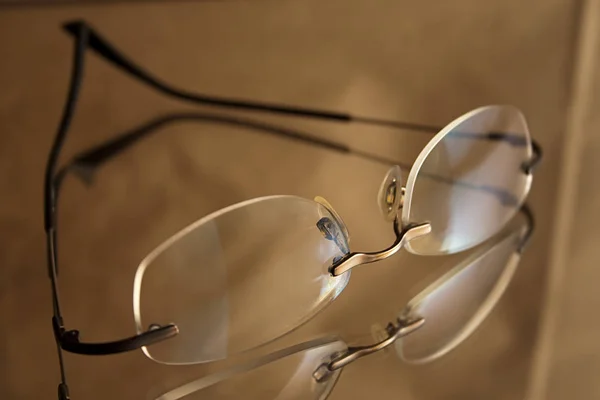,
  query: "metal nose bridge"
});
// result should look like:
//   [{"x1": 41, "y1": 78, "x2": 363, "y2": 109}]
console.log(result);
[
  {"x1": 329, "y1": 221, "x2": 432, "y2": 276},
  {"x1": 312, "y1": 317, "x2": 426, "y2": 382}
]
